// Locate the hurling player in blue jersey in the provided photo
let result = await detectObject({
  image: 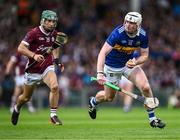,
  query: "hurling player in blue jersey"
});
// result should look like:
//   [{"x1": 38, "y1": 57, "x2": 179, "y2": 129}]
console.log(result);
[{"x1": 88, "y1": 12, "x2": 165, "y2": 128}]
